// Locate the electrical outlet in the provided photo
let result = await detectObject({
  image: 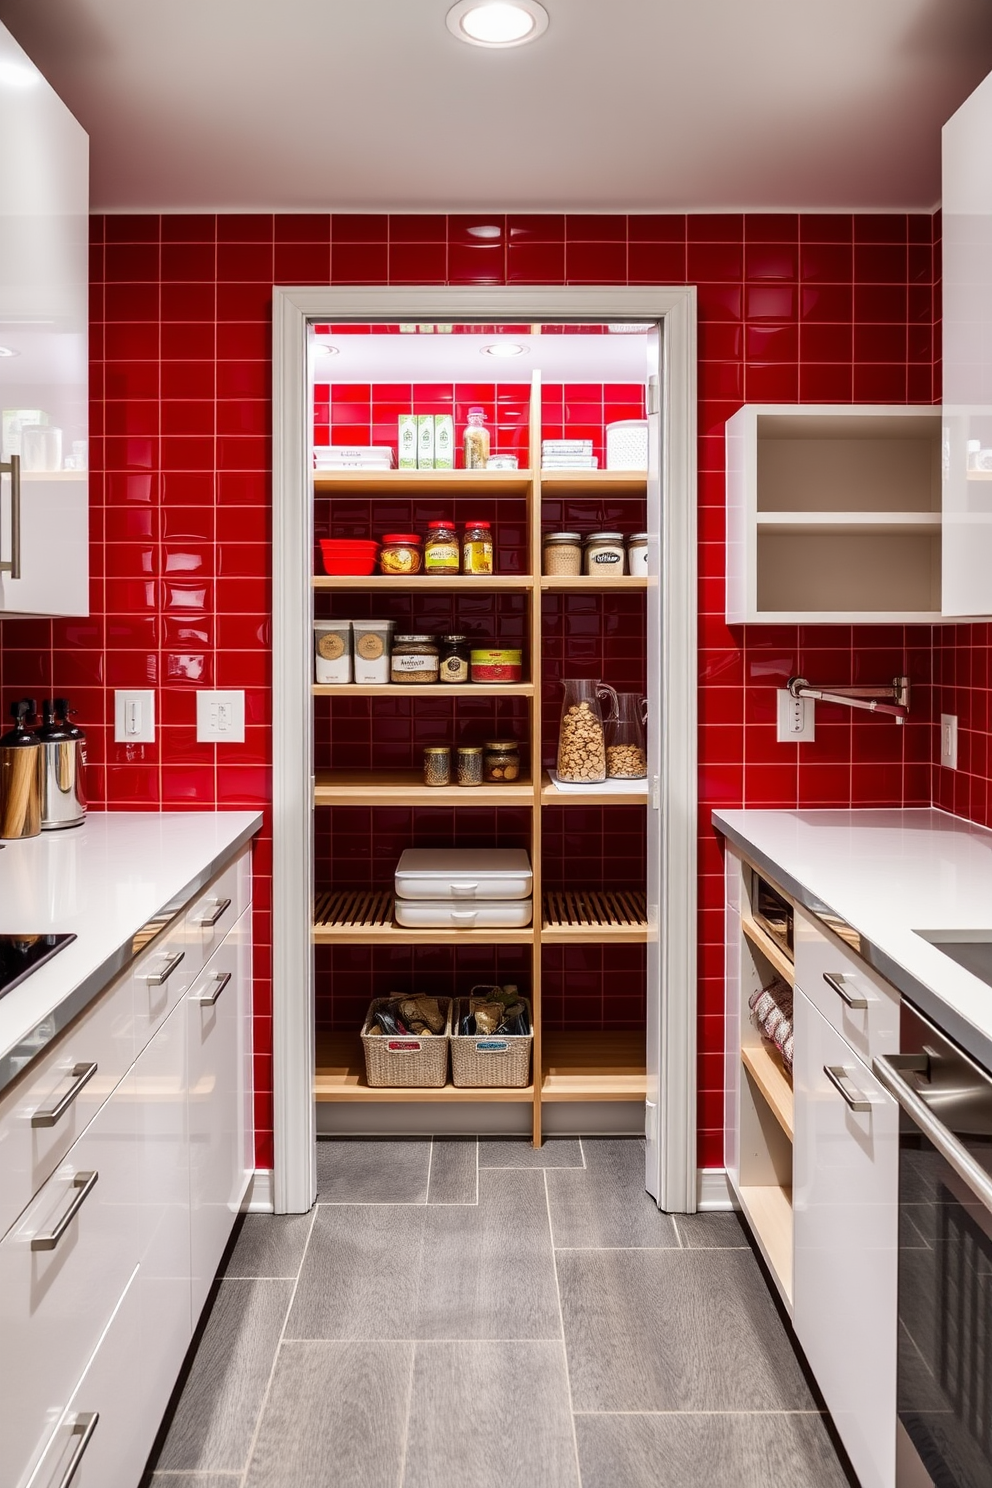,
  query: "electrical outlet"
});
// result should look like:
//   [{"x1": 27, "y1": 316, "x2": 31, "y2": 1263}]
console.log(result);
[
  {"x1": 777, "y1": 688, "x2": 815, "y2": 743},
  {"x1": 940, "y1": 713, "x2": 958, "y2": 770},
  {"x1": 114, "y1": 689, "x2": 155, "y2": 744},
  {"x1": 196, "y1": 690, "x2": 245, "y2": 743}
]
